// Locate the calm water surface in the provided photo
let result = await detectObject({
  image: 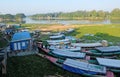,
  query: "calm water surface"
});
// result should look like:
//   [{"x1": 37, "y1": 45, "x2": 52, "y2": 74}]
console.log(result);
[{"x1": 24, "y1": 17, "x2": 120, "y2": 25}]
